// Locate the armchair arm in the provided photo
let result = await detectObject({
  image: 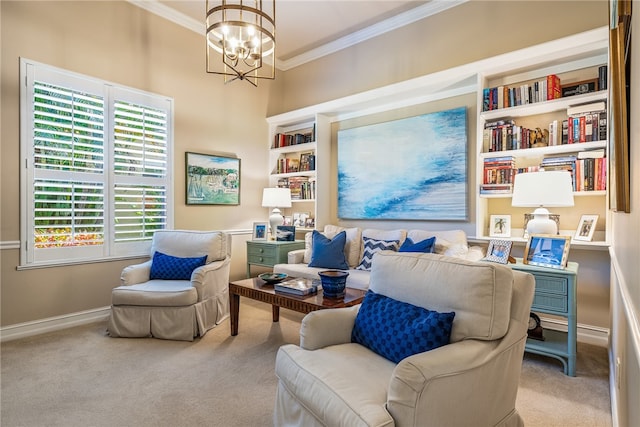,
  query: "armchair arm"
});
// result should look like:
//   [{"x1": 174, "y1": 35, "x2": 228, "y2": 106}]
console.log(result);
[
  {"x1": 387, "y1": 332, "x2": 527, "y2": 427},
  {"x1": 299, "y1": 305, "x2": 360, "y2": 350},
  {"x1": 191, "y1": 256, "x2": 232, "y2": 301},
  {"x1": 120, "y1": 260, "x2": 152, "y2": 285},
  {"x1": 287, "y1": 249, "x2": 305, "y2": 264}
]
